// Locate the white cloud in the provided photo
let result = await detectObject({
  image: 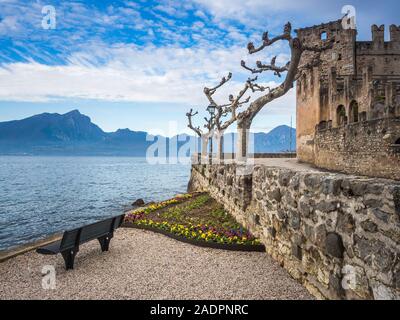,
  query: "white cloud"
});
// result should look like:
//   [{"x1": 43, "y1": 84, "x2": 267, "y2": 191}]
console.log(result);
[
  {"x1": 0, "y1": 44, "x2": 242, "y2": 103},
  {"x1": 0, "y1": 41, "x2": 294, "y2": 118},
  {"x1": 193, "y1": 0, "x2": 325, "y2": 26},
  {"x1": 0, "y1": 16, "x2": 19, "y2": 35}
]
